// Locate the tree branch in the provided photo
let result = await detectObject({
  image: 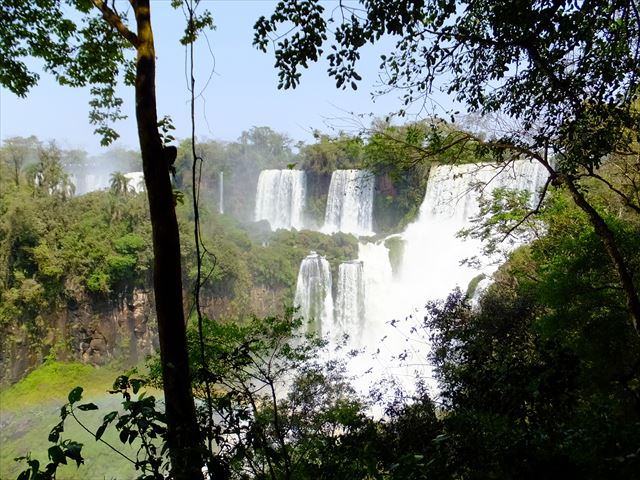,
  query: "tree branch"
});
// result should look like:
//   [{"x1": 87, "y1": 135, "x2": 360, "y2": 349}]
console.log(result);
[
  {"x1": 586, "y1": 169, "x2": 640, "y2": 215},
  {"x1": 91, "y1": 0, "x2": 139, "y2": 47},
  {"x1": 563, "y1": 175, "x2": 640, "y2": 334},
  {"x1": 500, "y1": 174, "x2": 552, "y2": 243}
]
